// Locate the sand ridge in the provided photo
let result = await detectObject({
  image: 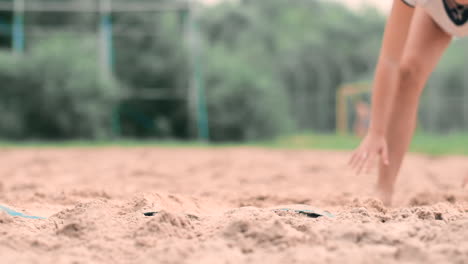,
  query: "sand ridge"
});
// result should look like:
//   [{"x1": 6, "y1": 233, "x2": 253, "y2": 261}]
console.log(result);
[{"x1": 0, "y1": 148, "x2": 467, "y2": 263}]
